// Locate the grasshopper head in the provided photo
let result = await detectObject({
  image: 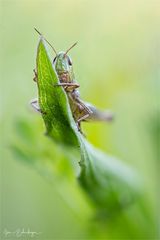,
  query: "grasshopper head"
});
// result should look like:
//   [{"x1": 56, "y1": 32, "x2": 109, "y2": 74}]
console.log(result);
[
  {"x1": 53, "y1": 52, "x2": 73, "y2": 74},
  {"x1": 53, "y1": 42, "x2": 77, "y2": 77},
  {"x1": 34, "y1": 28, "x2": 76, "y2": 76}
]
